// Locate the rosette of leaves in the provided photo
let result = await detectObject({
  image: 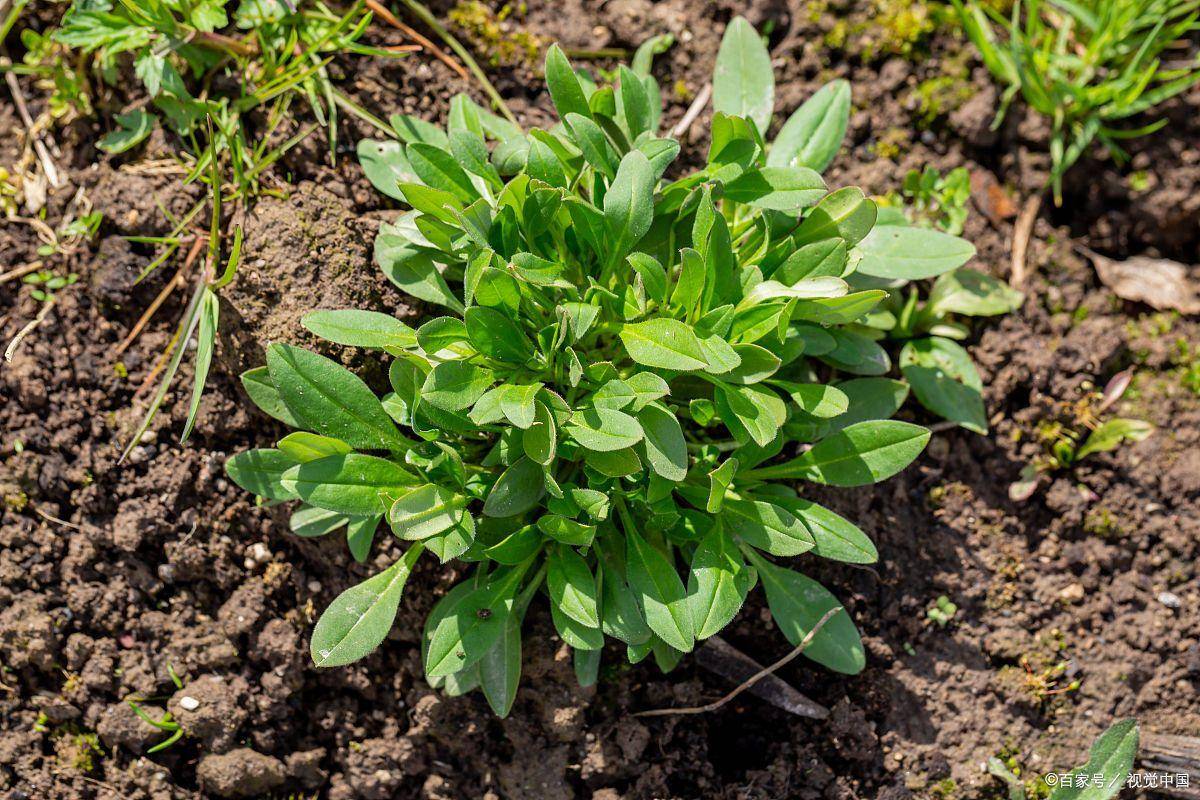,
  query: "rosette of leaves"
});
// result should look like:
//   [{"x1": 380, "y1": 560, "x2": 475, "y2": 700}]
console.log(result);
[{"x1": 226, "y1": 18, "x2": 975, "y2": 716}]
